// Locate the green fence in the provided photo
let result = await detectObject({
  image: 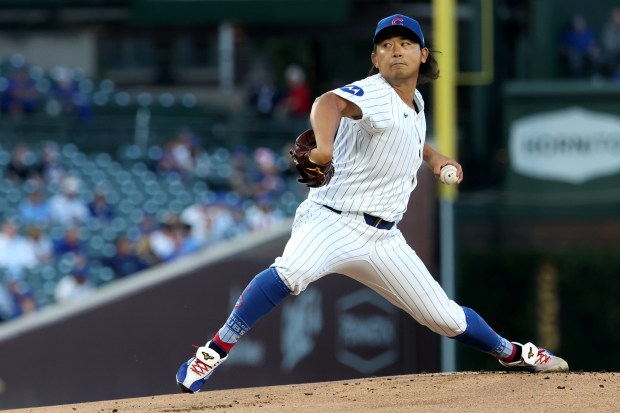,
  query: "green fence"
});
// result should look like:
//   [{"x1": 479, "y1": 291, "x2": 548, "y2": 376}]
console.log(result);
[
  {"x1": 499, "y1": 80, "x2": 620, "y2": 218},
  {"x1": 457, "y1": 250, "x2": 620, "y2": 372},
  {"x1": 454, "y1": 79, "x2": 620, "y2": 372}
]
